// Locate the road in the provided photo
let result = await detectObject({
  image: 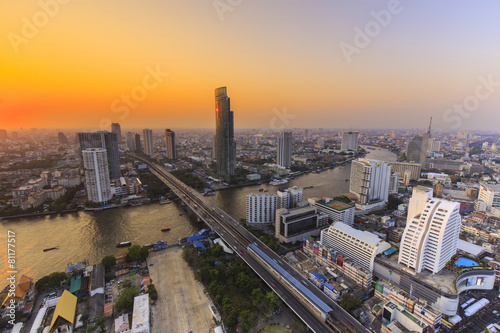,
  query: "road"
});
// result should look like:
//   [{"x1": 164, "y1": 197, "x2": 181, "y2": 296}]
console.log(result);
[{"x1": 133, "y1": 155, "x2": 370, "y2": 333}]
